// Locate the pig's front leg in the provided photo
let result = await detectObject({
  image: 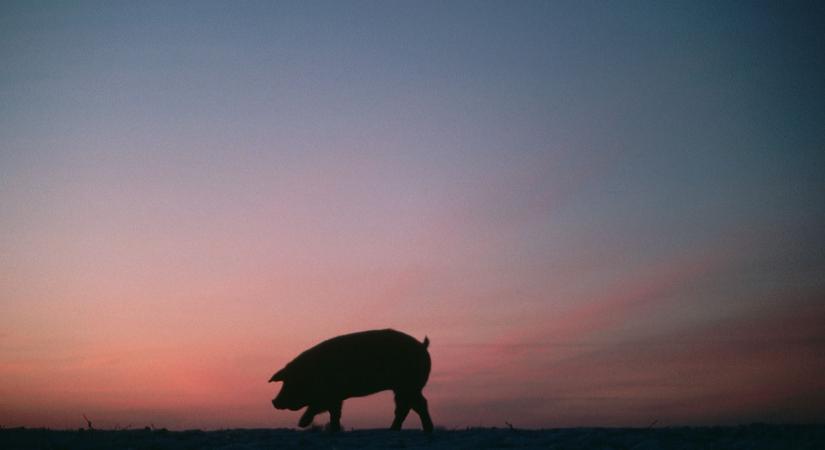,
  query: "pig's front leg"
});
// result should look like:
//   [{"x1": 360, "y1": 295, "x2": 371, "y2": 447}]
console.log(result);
[
  {"x1": 298, "y1": 405, "x2": 319, "y2": 428},
  {"x1": 327, "y1": 401, "x2": 343, "y2": 432}
]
